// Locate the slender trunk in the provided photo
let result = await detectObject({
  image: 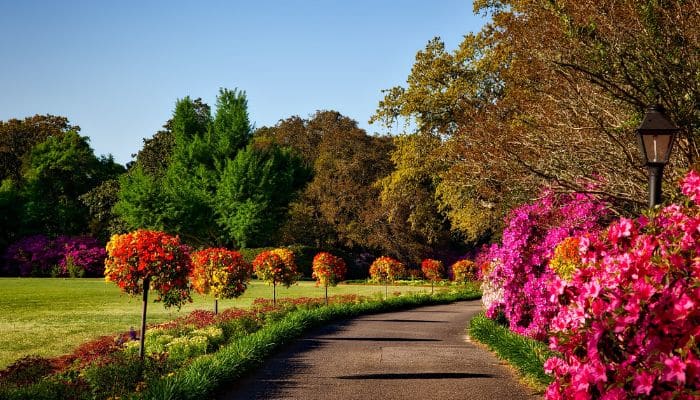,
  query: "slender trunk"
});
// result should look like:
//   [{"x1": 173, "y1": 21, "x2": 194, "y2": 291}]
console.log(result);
[
  {"x1": 325, "y1": 285, "x2": 328, "y2": 305},
  {"x1": 139, "y1": 277, "x2": 150, "y2": 361},
  {"x1": 385, "y1": 282, "x2": 388, "y2": 300},
  {"x1": 214, "y1": 298, "x2": 219, "y2": 315},
  {"x1": 273, "y1": 280, "x2": 277, "y2": 306}
]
